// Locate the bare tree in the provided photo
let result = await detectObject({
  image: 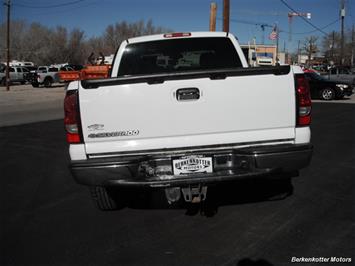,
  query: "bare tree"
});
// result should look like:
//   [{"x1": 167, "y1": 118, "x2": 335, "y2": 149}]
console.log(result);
[
  {"x1": 322, "y1": 31, "x2": 340, "y2": 65},
  {"x1": 322, "y1": 29, "x2": 354, "y2": 66},
  {"x1": 67, "y1": 28, "x2": 85, "y2": 64},
  {"x1": 101, "y1": 20, "x2": 171, "y2": 55},
  {"x1": 0, "y1": 19, "x2": 171, "y2": 66},
  {"x1": 0, "y1": 20, "x2": 27, "y2": 62},
  {"x1": 25, "y1": 23, "x2": 51, "y2": 64},
  {"x1": 303, "y1": 36, "x2": 318, "y2": 66},
  {"x1": 46, "y1": 26, "x2": 68, "y2": 64}
]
